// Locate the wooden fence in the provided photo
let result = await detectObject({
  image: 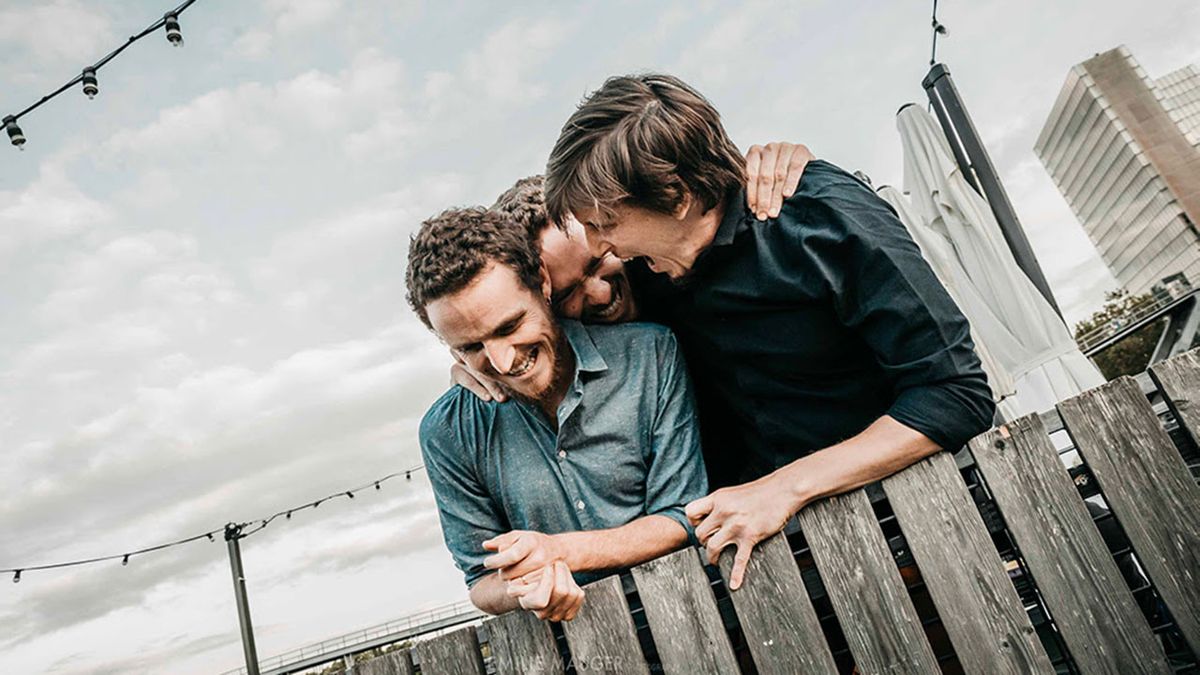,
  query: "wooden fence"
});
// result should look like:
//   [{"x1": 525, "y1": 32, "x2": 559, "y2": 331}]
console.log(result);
[{"x1": 359, "y1": 349, "x2": 1200, "y2": 674}]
